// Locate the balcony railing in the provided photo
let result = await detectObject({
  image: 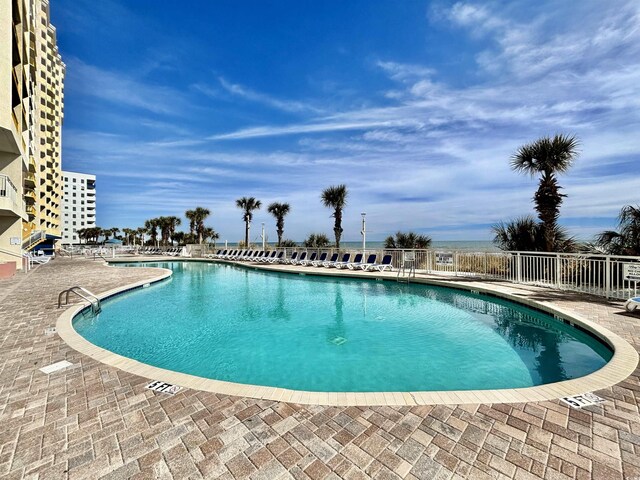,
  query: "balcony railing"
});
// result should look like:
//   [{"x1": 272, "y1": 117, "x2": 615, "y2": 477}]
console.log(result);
[{"x1": 0, "y1": 174, "x2": 19, "y2": 211}]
